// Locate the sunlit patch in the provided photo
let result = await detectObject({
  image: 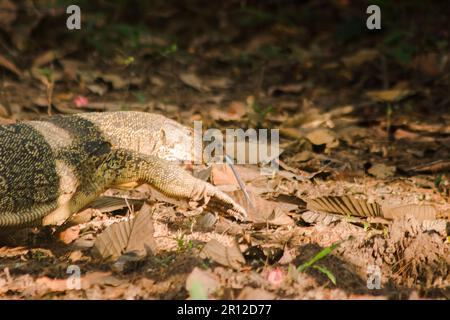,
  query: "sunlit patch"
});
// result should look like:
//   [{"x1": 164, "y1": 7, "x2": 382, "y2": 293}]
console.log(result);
[{"x1": 27, "y1": 121, "x2": 73, "y2": 149}]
